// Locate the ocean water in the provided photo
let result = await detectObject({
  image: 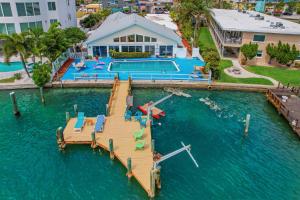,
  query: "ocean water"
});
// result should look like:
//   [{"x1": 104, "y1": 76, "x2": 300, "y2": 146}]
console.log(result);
[{"x1": 0, "y1": 88, "x2": 300, "y2": 200}]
